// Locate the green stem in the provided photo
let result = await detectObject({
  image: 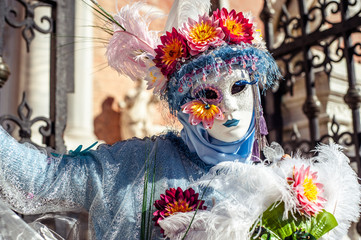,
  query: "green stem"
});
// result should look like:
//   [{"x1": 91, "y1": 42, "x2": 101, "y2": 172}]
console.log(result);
[
  {"x1": 89, "y1": 0, "x2": 126, "y2": 31},
  {"x1": 181, "y1": 178, "x2": 214, "y2": 240},
  {"x1": 140, "y1": 144, "x2": 151, "y2": 240},
  {"x1": 146, "y1": 142, "x2": 158, "y2": 239}
]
